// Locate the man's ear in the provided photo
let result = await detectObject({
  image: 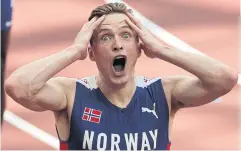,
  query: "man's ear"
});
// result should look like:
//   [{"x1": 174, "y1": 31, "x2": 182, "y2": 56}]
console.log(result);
[{"x1": 88, "y1": 45, "x2": 95, "y2": 61}]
